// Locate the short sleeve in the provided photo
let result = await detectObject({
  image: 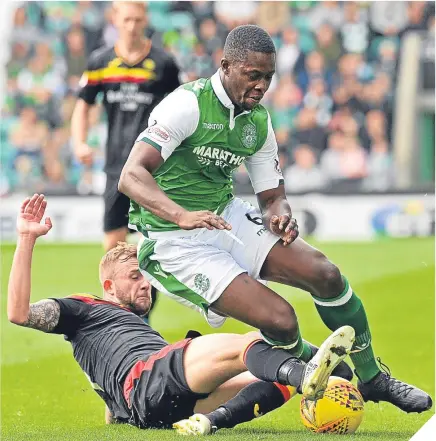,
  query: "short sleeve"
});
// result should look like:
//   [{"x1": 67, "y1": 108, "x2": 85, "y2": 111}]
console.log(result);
[
  {"x1": 244, "y1": 113, "x2": 284, "y2": 194},
  {"x1": 50, "y1": 298, "x2": 90, "y2": 337},
  {"x1": 135, "y1": 88, "x2": 199, "y2": 161},
  {"x1": 77, "y1": 52, "x2": 103, "y2": 105}
]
